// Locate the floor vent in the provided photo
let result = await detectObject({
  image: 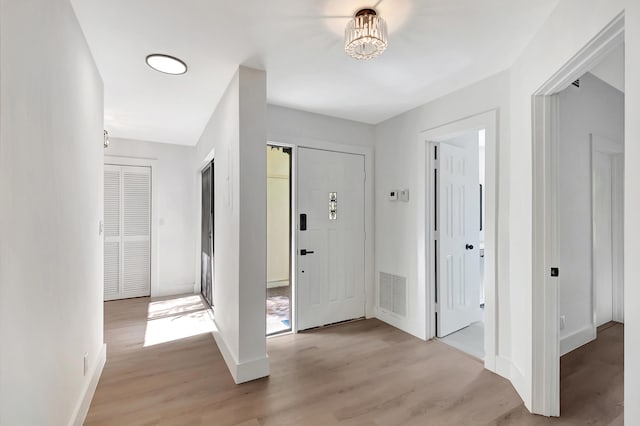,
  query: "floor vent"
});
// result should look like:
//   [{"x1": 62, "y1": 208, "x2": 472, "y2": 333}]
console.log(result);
[{"x1": 379, "y1": 272, "x2": 407, "y2": 317}]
